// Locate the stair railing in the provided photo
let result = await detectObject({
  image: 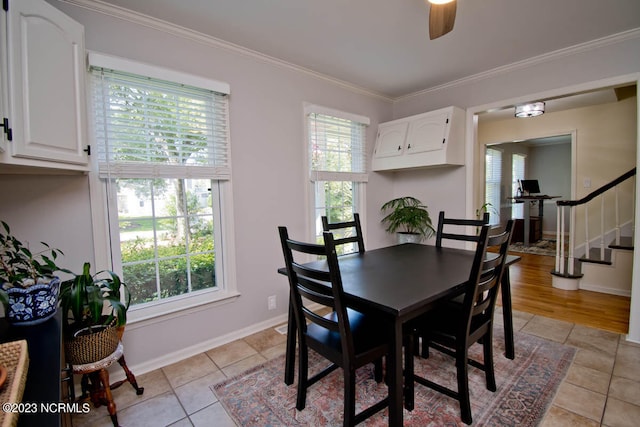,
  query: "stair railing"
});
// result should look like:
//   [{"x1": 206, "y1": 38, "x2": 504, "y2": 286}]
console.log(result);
[{"x1": 555, "y1": 168, "x2": 636, "y2": 276}]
